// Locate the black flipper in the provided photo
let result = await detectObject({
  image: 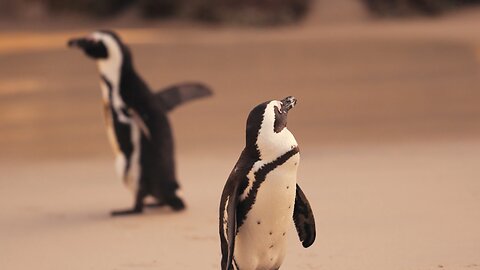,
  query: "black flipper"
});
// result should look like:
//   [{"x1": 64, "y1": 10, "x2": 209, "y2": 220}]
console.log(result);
[
  {"x1": 219, "y1": 181, "x2": 240, "y2": 270},
  {"x1": 220, "y1": 154, "x2": 250, "y2": 270},
  {"x1": 293, "y1": 183, "x2": 316, "y2": 248},
  {"x1": 225, "y1": 184, "x2": 239, "y2": 270},
  {"x1": 154, "y1": 83, "x2": 213, "y2": 112}
]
